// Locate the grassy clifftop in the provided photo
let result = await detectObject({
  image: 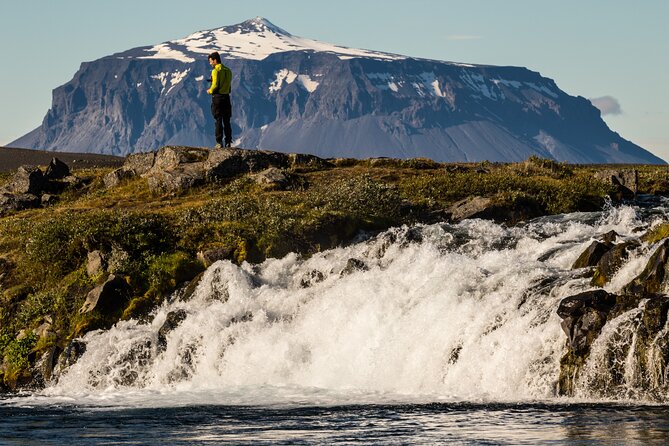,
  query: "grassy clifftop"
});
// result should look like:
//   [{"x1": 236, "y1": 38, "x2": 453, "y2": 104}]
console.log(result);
[{"x1": 0, "y1": 151, "x2": 666, "y2": 389}]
